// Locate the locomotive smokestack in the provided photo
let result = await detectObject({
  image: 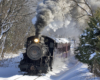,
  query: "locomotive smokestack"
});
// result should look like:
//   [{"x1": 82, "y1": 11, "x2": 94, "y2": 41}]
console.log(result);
[{"x1": 34, "y1": 0, "x2": 69, "y2": 36}]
